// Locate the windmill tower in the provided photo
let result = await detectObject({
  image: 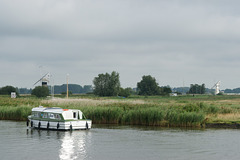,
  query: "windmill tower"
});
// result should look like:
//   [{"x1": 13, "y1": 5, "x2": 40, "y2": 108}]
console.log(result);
[
  {"x1": 211, "y1": 81, "x2": 220, "y2": 95},
  {"x1": 34, "y1": 73, "x2": 51, "y2": 87}
]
